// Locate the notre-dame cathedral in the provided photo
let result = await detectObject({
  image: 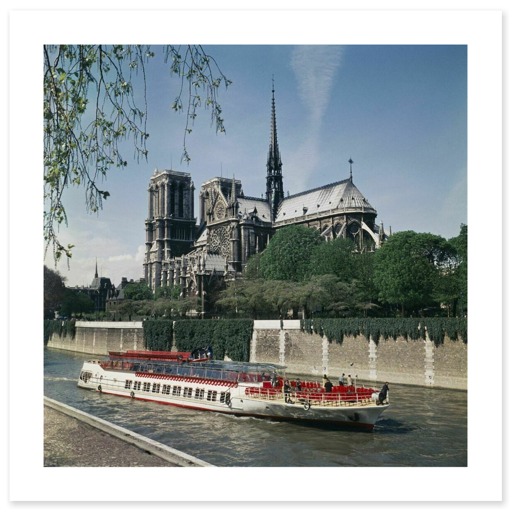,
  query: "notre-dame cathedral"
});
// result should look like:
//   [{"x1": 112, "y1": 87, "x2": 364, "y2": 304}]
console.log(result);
[{"x1": 143, "y1": 87, "x2": 388, "y2": 296}]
